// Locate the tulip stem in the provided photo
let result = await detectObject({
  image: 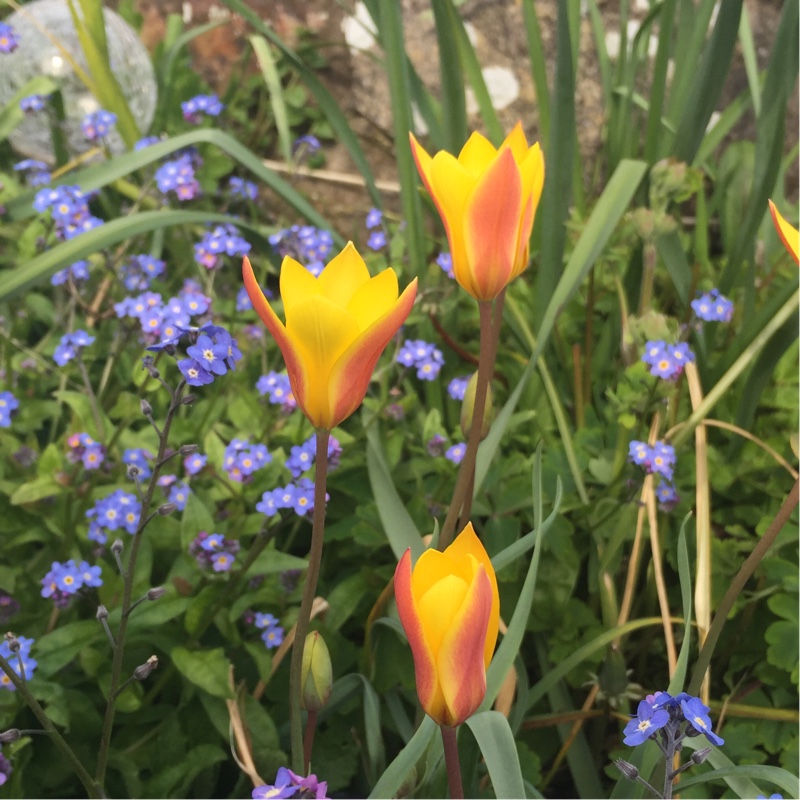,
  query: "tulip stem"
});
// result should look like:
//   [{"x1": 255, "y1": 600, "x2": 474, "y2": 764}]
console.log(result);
[
  {"x1": 439, "y1": 292, "x2": 504, "y2": 549},
  {"x1": 303, "y1": 709, "x2": 317, "y2": 773},
  {"x1": 440, "y1": 725, "x2": 464, "y2": 799},
  {"x1": 289, "y1": 429, "x2": 330, "y2": 774}
]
